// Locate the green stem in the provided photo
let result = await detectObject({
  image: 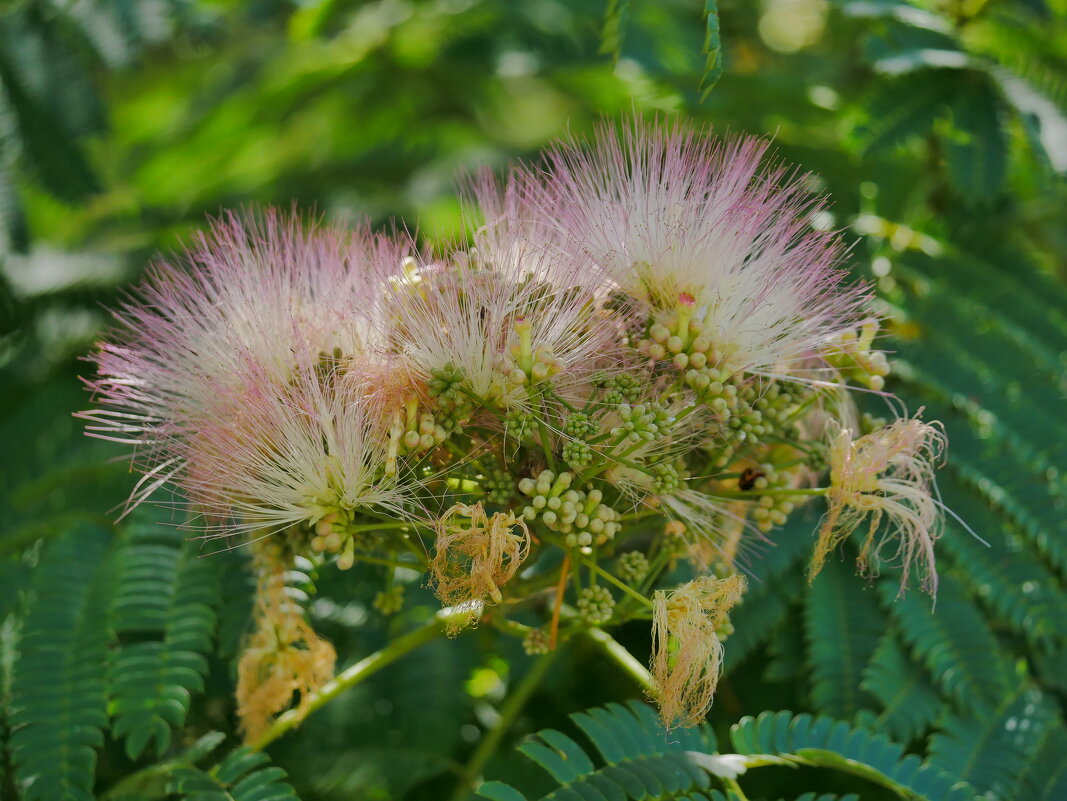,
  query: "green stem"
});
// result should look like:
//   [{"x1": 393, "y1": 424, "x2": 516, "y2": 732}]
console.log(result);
[
  {"x1": 721, "y1": 777, "x2": 750, "y2": 800},
  {"x1": 577, "y1": 438, "x2": 648, "y2": 484},
  {"x1": 672, "y1": 401, "x2": 700, "y2": 425},
  {"x1": 547, "y1": 387, "x2": 578, "y2": 414},
  {"x1": 536, "y1": 413, "x2": 559, "y2": 472},
  {"x1": 761, "y1": 433, "x2": 815, "y2": 454},
  {"x1": 619, "y1": 507, "x2": 659, "y2": 523},
  {"x1": 449, "y1": 650, "x2": 559, "y2": 801},
  {"x1": 352, "y1": 516, "x2": 426, "y2": 531},
  {"x1": 582, "y1": 627, "x2": 653, "y2": 692},
  {"x1": 580, "y1": 557, "x2": 653, "y2": 609},
  {"x1": 575, "y1": 432, "x2": 630, "y2": 483},
  {"x1": 352, "y1": 553, "x2": 424, "y2": 571},
  {"x1": 250, "y1": 605, "x2": 475, "y2": 751},
  {"x1": 488, "y1": 614, "x2": 535, "y2": 638},
  {"x1": 782, "y1": 393, "x2": 818, "y2": 425}
]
